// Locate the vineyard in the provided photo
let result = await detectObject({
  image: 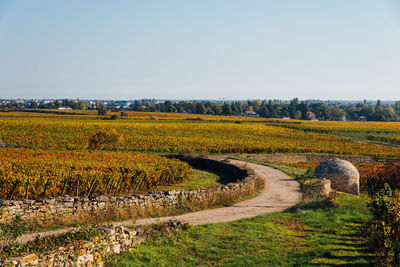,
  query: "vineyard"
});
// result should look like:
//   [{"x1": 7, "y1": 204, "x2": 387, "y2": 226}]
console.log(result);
[
  {"x1": 269, "y1": 120, "x2": 400, "y2": 147},
  {"x1": 0, "y1": 116, "x2": 399, "y2": 157},
  {"x1": 0, "y1": 112, "x2": 399, "y2": 200},
  {"x1": 0, "y1": 147, "x2": 191, "y2": 200},
  {"x1": 0, "y1": 110, "x2": 267, "y2": 122}
]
